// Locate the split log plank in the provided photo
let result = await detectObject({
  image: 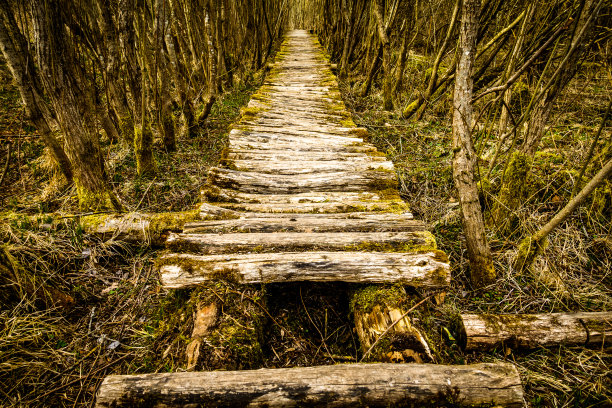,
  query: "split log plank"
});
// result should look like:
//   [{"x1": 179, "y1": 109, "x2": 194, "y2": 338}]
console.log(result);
[
  {"x1": 184, "y1": 214, "x2": 424, "y2": 233},
  {"x1": 158, "y1": 251, "x2": 450, "y2": 288},
  {"x1": 227, "y1": 149, "x2": 386, "y2": 162},
  {"x1": 205, "y1": 200, "x2": 408, "y2": 214},
  {"x1": 201, "y1": 187, "x2": 398, "y2": 204},
  {"x1": 229, "y1": 159, "x2": 394, "y2": 174},
  {"x1": 208, "y1": 167, "x2": 397, "y2": 194},
  {"x1": 95, "y1": 363, "x2": 524, "y2": 408},
  {"x1": 461, "y1": 312, "x2": 612, "y2": 350},
  {"x1": 166, "y1": 230, "x2": 436, "y2": 254}
]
